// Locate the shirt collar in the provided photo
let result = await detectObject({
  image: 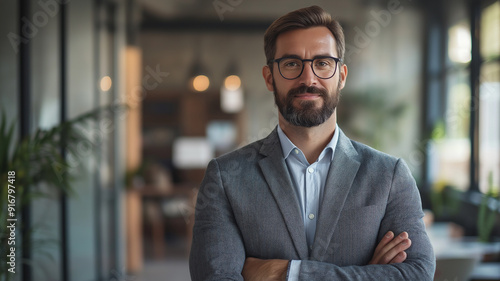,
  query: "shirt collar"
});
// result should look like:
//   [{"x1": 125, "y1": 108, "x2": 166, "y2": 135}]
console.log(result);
[{"x1": 277, "y1": 124, "x2": 340, "y2": 162}]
